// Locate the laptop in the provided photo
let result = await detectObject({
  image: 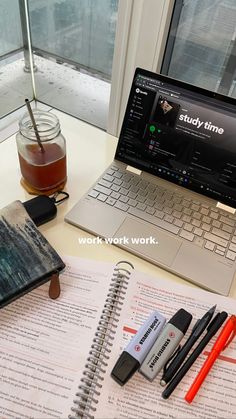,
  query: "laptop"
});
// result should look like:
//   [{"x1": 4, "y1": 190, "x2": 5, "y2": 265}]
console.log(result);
[{"x1": 65, "y1": 67, "x2": 236, "y2": 296}]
